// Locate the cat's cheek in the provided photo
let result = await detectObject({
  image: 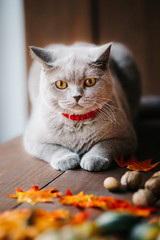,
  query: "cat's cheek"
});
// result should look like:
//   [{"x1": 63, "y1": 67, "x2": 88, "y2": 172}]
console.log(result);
[{"x1": 57, "y1": 99, "x2": 68, "y2": 109}]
